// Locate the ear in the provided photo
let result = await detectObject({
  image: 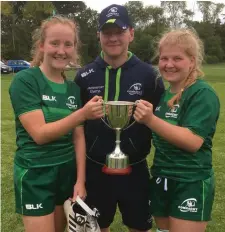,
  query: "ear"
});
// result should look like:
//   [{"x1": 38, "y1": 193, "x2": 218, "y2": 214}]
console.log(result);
[
  {"x1": 190, "y1": 56, "x2": 195, "y2": 69},
  {"x1": 39, "y1": 42, "x2": 44, "y2": 52},
  {"x1": 96, "y1": 31, "x2": 101, "y2": 42},
  {"x1": 129, "y1": 28, "x2": 134, "y2": 42}
]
